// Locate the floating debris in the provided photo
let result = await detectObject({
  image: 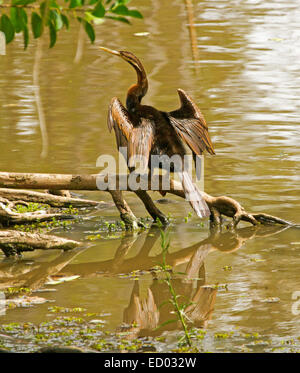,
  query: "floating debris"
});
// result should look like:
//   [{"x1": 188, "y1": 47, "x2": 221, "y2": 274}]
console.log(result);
[
  {"x1": 33, "y1": 288, "x2": 57, "y2": 293},
  {"x1": 6, "y1": 296, "x2": 48, "y2": 308},
  {"x1": 202, "y1": 284, "x2": 229, "y2": 291},
  {"x1": 134, "y1": 32, "x2": 150, "y2": 37},
  {"x1": 260, "y1": 297, "x2": 280, "y2": 303},
  {"x1": 90, "y1": 319, "x2": 106, "y2": 325},
  {"x1": 269, "y1": 37, "x2": 283, "y2": 42},
  {"x1": 45, "y1": 275, "x2": 80, "y2": 285},
  {"x1": 48, "y1": 306, "x2": 86, "y2": 313},
  {"x1": 250, "y1": 257, "x2": 266, "y2": 262}
]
